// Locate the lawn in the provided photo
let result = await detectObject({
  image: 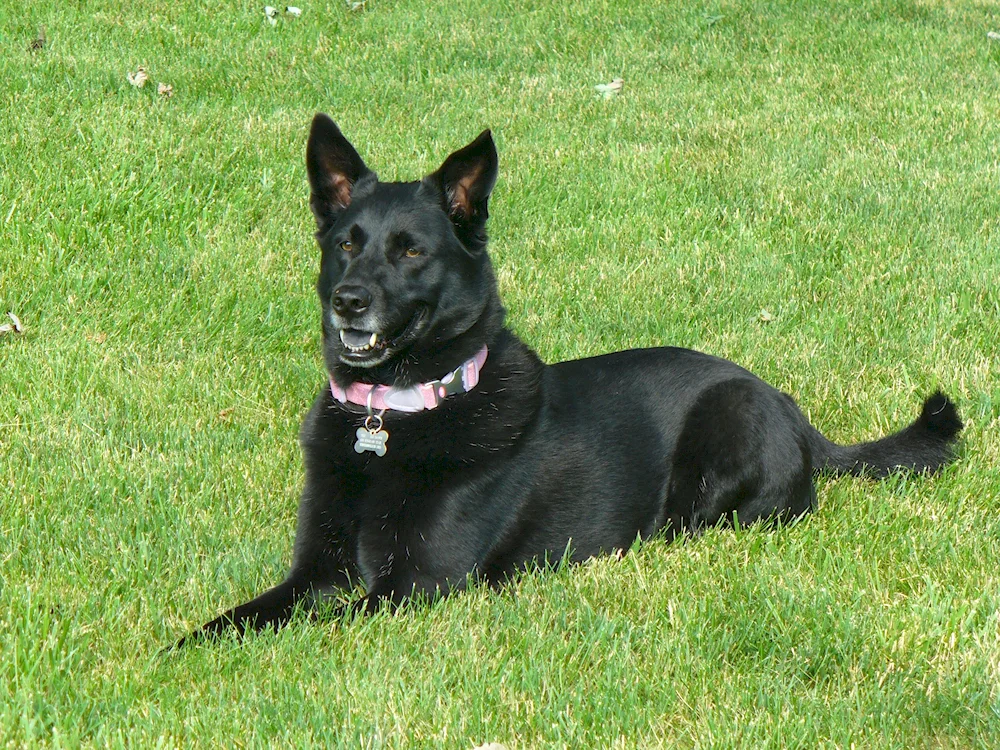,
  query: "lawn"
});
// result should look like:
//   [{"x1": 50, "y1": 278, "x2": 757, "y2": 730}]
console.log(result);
[{"x1": 1, "y1": 0, "x2": 999, "y2": 746}]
